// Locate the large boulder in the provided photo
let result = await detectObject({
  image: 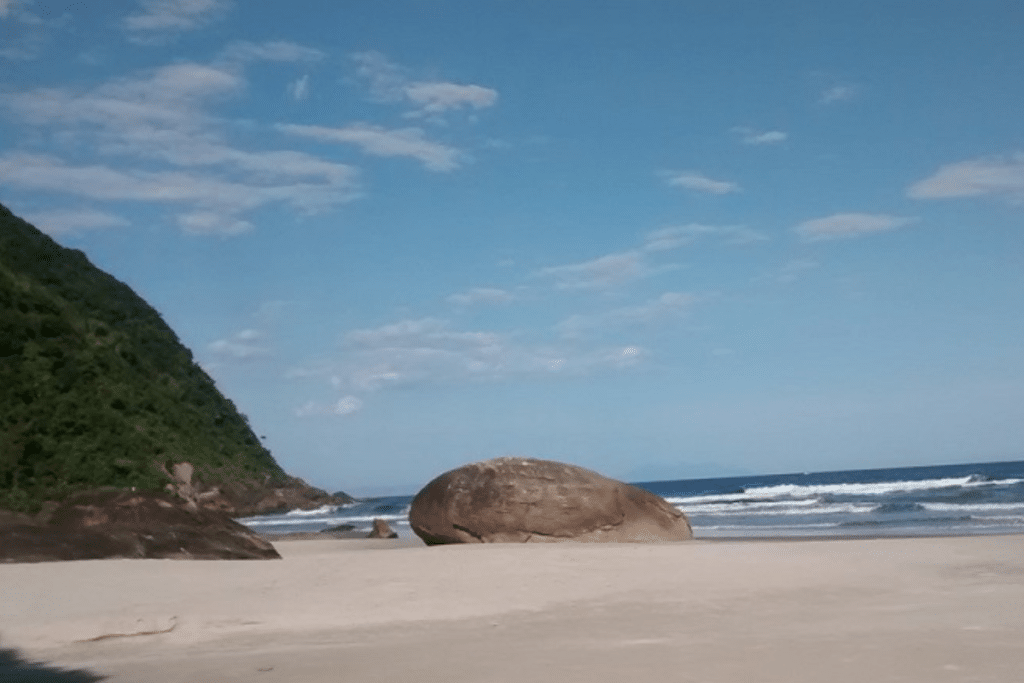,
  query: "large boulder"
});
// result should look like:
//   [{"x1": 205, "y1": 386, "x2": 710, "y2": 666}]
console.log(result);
[
  {"x1": 409, "y1": 457, "x2": 693, "y2": 544},
  {"x1": 0, "y1": 489, "x2": 280, "y2": 562}
]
